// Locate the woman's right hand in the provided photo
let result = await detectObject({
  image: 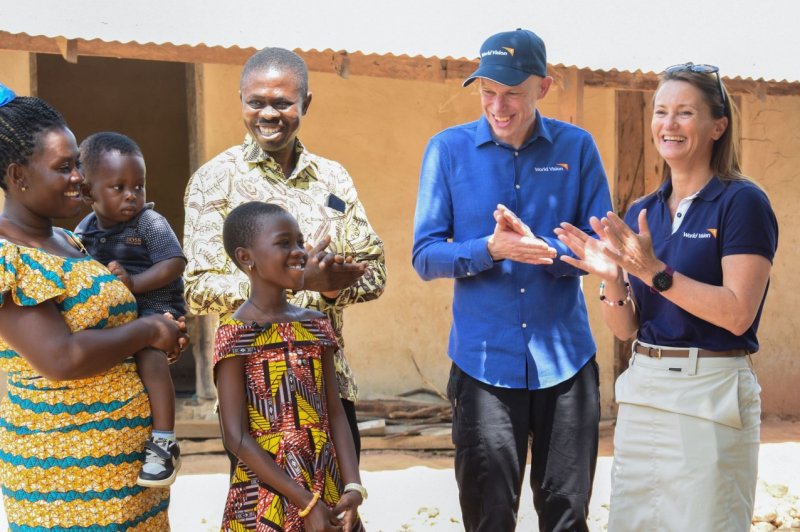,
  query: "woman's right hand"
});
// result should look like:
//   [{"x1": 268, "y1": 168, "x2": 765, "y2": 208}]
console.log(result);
[
  {"x1": 554, "y1": 217, "x2": 621, "y2": 282},
  {"x1": 141, "y1": 313, "x2": 188, "y2": 359},
  {"x1": 303, "y1": 501, "x2": 343, "y2": 531}
]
